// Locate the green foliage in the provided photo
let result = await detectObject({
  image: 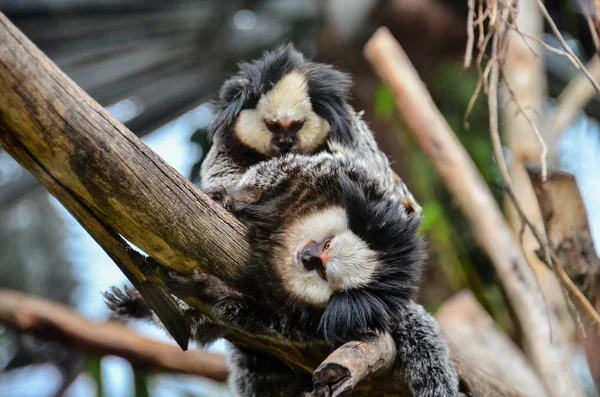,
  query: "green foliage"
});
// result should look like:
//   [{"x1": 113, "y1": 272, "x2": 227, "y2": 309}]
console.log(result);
[
  {"x1": 374, "y1": 85, "x2": 396, "y2": 121},
  {"x1": 86, "y1": 355, "x2": 104, "y2": 397},
  {"x1": 134, "y1": 371, "x2": 151, "y2": 397},
  {"x1": 419, "y1": 202, "x2": 443, "y2": 234}
]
